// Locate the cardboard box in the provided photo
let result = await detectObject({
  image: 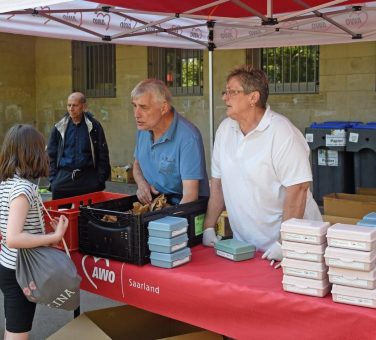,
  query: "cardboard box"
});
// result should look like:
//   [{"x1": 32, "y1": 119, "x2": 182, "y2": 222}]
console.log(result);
[
  {"x1": 356, "y1": 187, "x2": 376, "y2": 196},
  {"x1": 322, "y1": 215, "x2": 360, "y2": 225},
  {"x1": 323, "y1": 193, "x2": 376, "y2": 219},
  {"x1": 48, "y1": 305, "x2": 223, "y2": 340},
  {"x1": 216, "y1": 211, "x2": 233, "y2": 238},
  {"x1": 111, "y1": 165, "x2": 135, "y2": 184}
]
